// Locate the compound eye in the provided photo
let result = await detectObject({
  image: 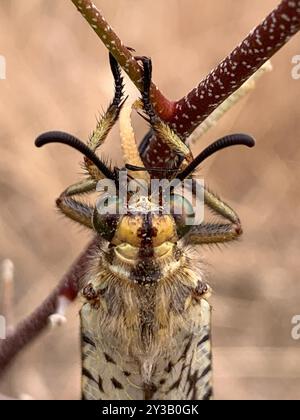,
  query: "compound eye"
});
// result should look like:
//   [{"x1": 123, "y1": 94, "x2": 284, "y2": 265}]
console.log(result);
[
  {"x1": 167, "y1": 194, "x2": 195, "y2": 238},
  {"x1": 92, "y1": 195, "x2": 123, "y2": 241}
]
